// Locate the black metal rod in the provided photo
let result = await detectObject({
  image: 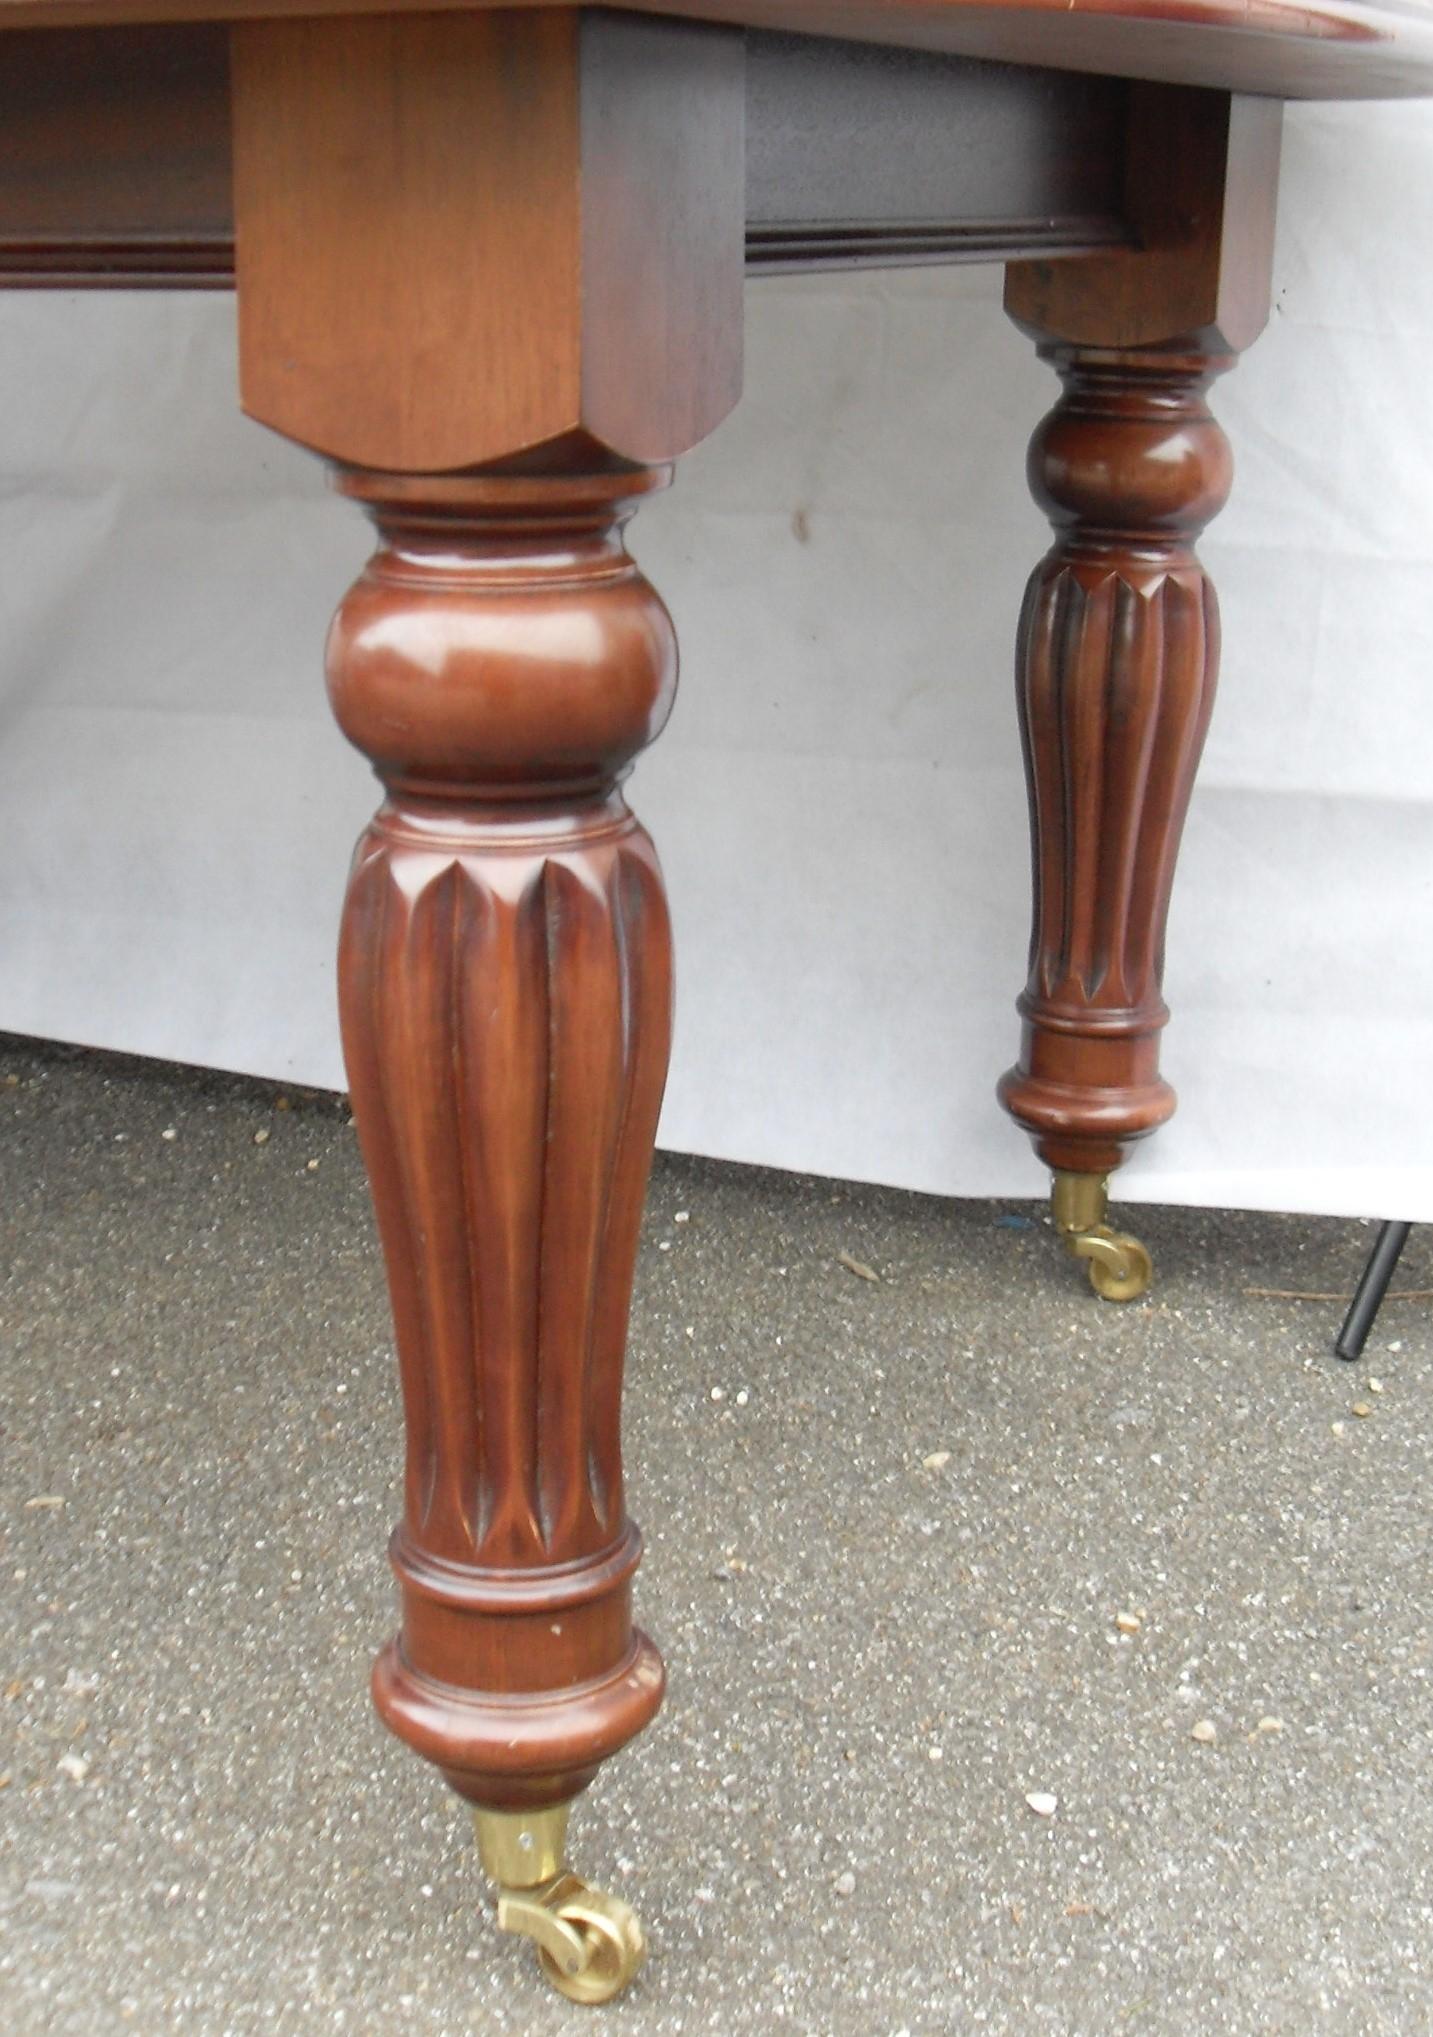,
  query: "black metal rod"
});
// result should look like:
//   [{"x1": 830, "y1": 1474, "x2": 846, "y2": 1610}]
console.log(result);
[{"x1": 1335, "y1": 1220, "x2": 1412, "y2": 1362}]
